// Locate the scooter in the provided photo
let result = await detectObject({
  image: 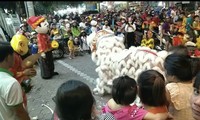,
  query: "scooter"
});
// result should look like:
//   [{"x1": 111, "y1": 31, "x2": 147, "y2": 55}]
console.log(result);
[
  {"x1": 150, "y1": 30, "x2": 167, "y2": 51},
  {"x1": 52, "y1": 39, "x2": 65, "y2": 59}
]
